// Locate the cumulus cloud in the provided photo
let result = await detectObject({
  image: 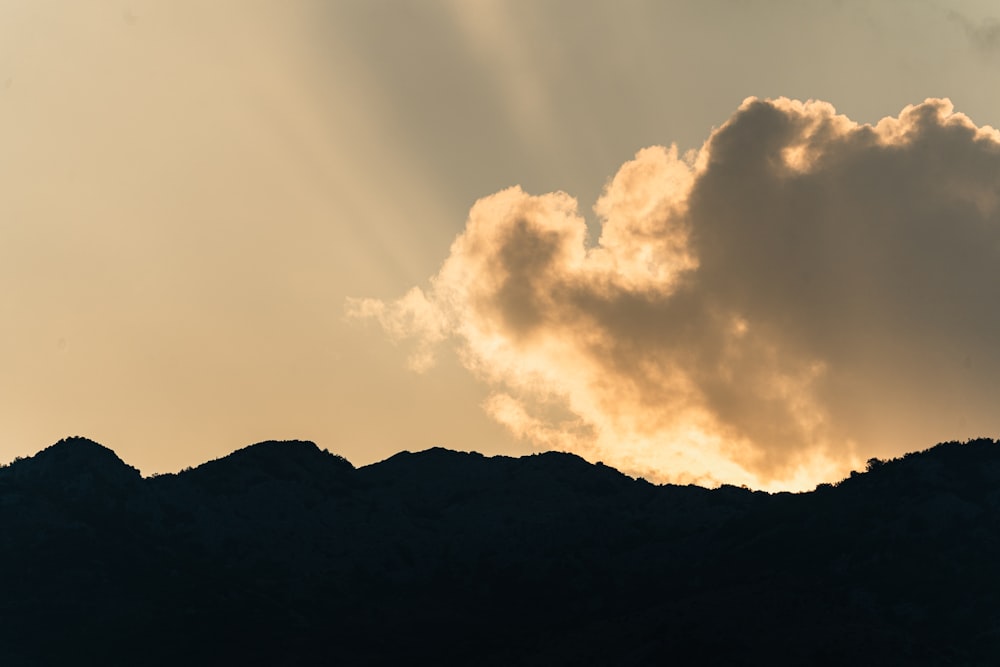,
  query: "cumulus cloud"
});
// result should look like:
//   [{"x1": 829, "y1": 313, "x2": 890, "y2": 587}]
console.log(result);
[{"x1": 348, "y1": 97, "x2": 1000, "y2": 490}]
